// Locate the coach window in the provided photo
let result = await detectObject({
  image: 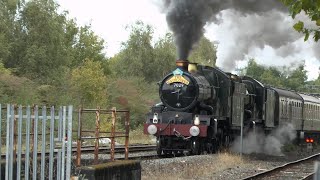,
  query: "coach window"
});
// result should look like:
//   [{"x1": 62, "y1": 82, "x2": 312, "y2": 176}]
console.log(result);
[
  {"x1": 314, "y1": 105, "x2": 316, "y2": 120},
  {"x1": 312, "y1": 104, "x2": 314, "y2": 120},
  {"x1": 316, "y1": 105, "x2": 318, "y2": 120},
  {"x1": 292, "y1": 102, "x2": 295, "y2": 117},
  {"x1": 284, "y1": 100, "x2": 287, "y2": 116},
  {"x1": 288, "y1": 101, "x2": 290, "y2": 116},
  {"x1": 313, "y1": 105, "x2": 316, "y2": 120},
  {"x1": 310, "y1": 104, "x2": 312, "y2": 120},
  {"x1": 308, "y1": 104, "x2": 310, "y2": 120},
  {"x1": 306, "y1": 104, "x2": 308, "y2": 120}
]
